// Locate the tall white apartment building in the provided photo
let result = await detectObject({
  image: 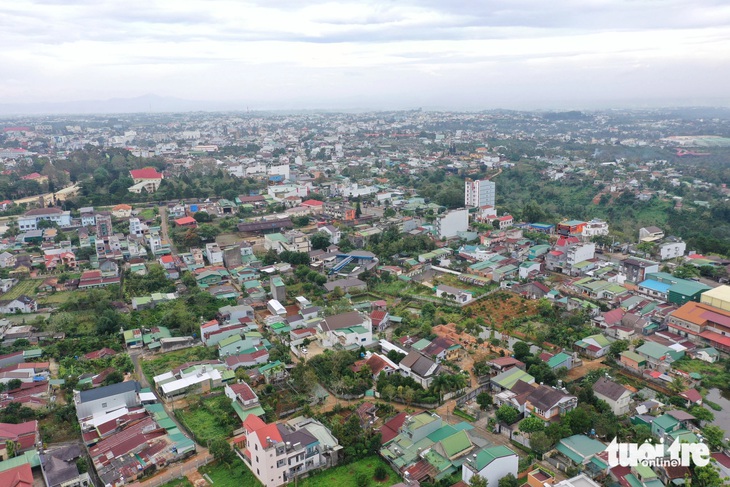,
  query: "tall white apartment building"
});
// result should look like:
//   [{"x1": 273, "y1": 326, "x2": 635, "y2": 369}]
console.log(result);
[{"x1": 465, "y1": 179, "x2": 495, "y2": 208}]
